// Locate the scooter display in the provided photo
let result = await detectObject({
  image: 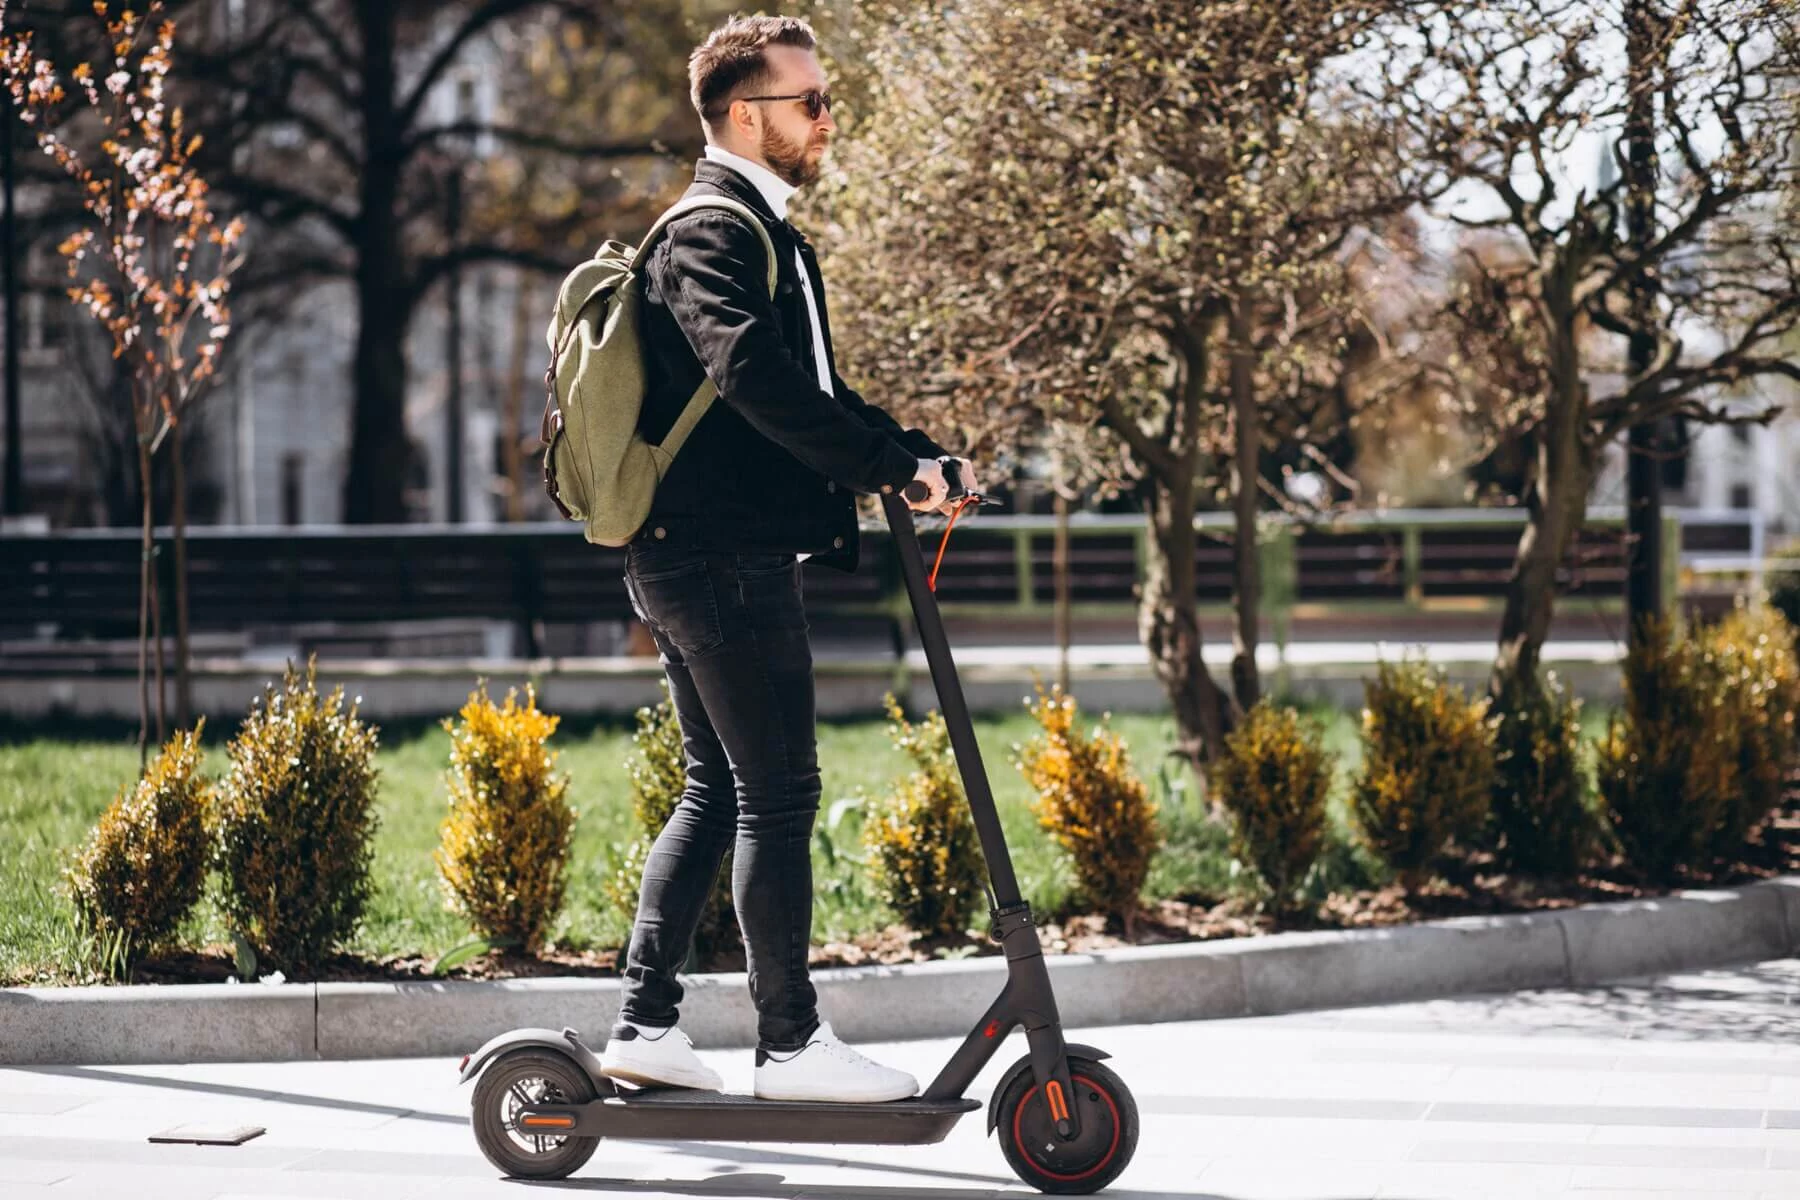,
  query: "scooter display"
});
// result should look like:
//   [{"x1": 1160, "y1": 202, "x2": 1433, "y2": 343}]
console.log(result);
[{"x1": 457, "y1": 465, "x2": 1140, "y2": 1194}]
